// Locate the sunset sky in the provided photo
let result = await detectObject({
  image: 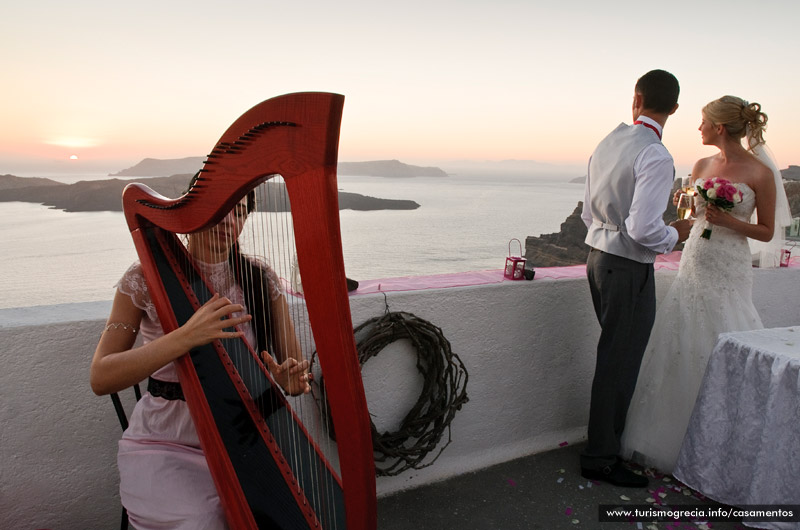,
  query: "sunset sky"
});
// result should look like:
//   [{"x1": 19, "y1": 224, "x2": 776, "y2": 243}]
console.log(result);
[{"x1": 3, "y1": 0, "x2": 799, "y2": 177}]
